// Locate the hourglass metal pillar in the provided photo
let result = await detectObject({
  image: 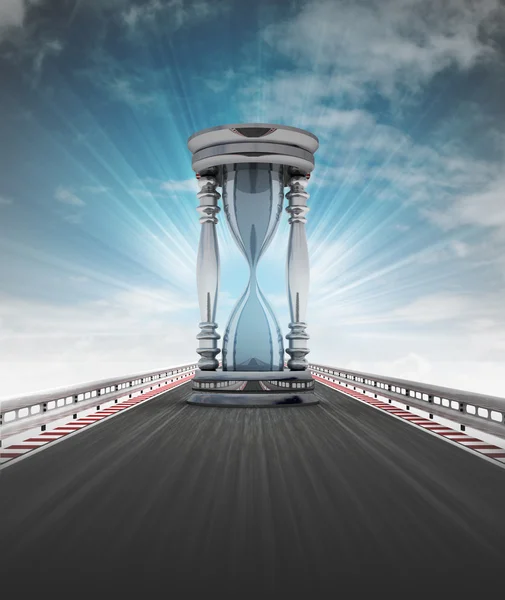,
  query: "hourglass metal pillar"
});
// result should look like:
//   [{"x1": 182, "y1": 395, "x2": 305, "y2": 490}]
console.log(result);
[{"x1": 187, "y1": 123, "x2": 319, "y2": 407}]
